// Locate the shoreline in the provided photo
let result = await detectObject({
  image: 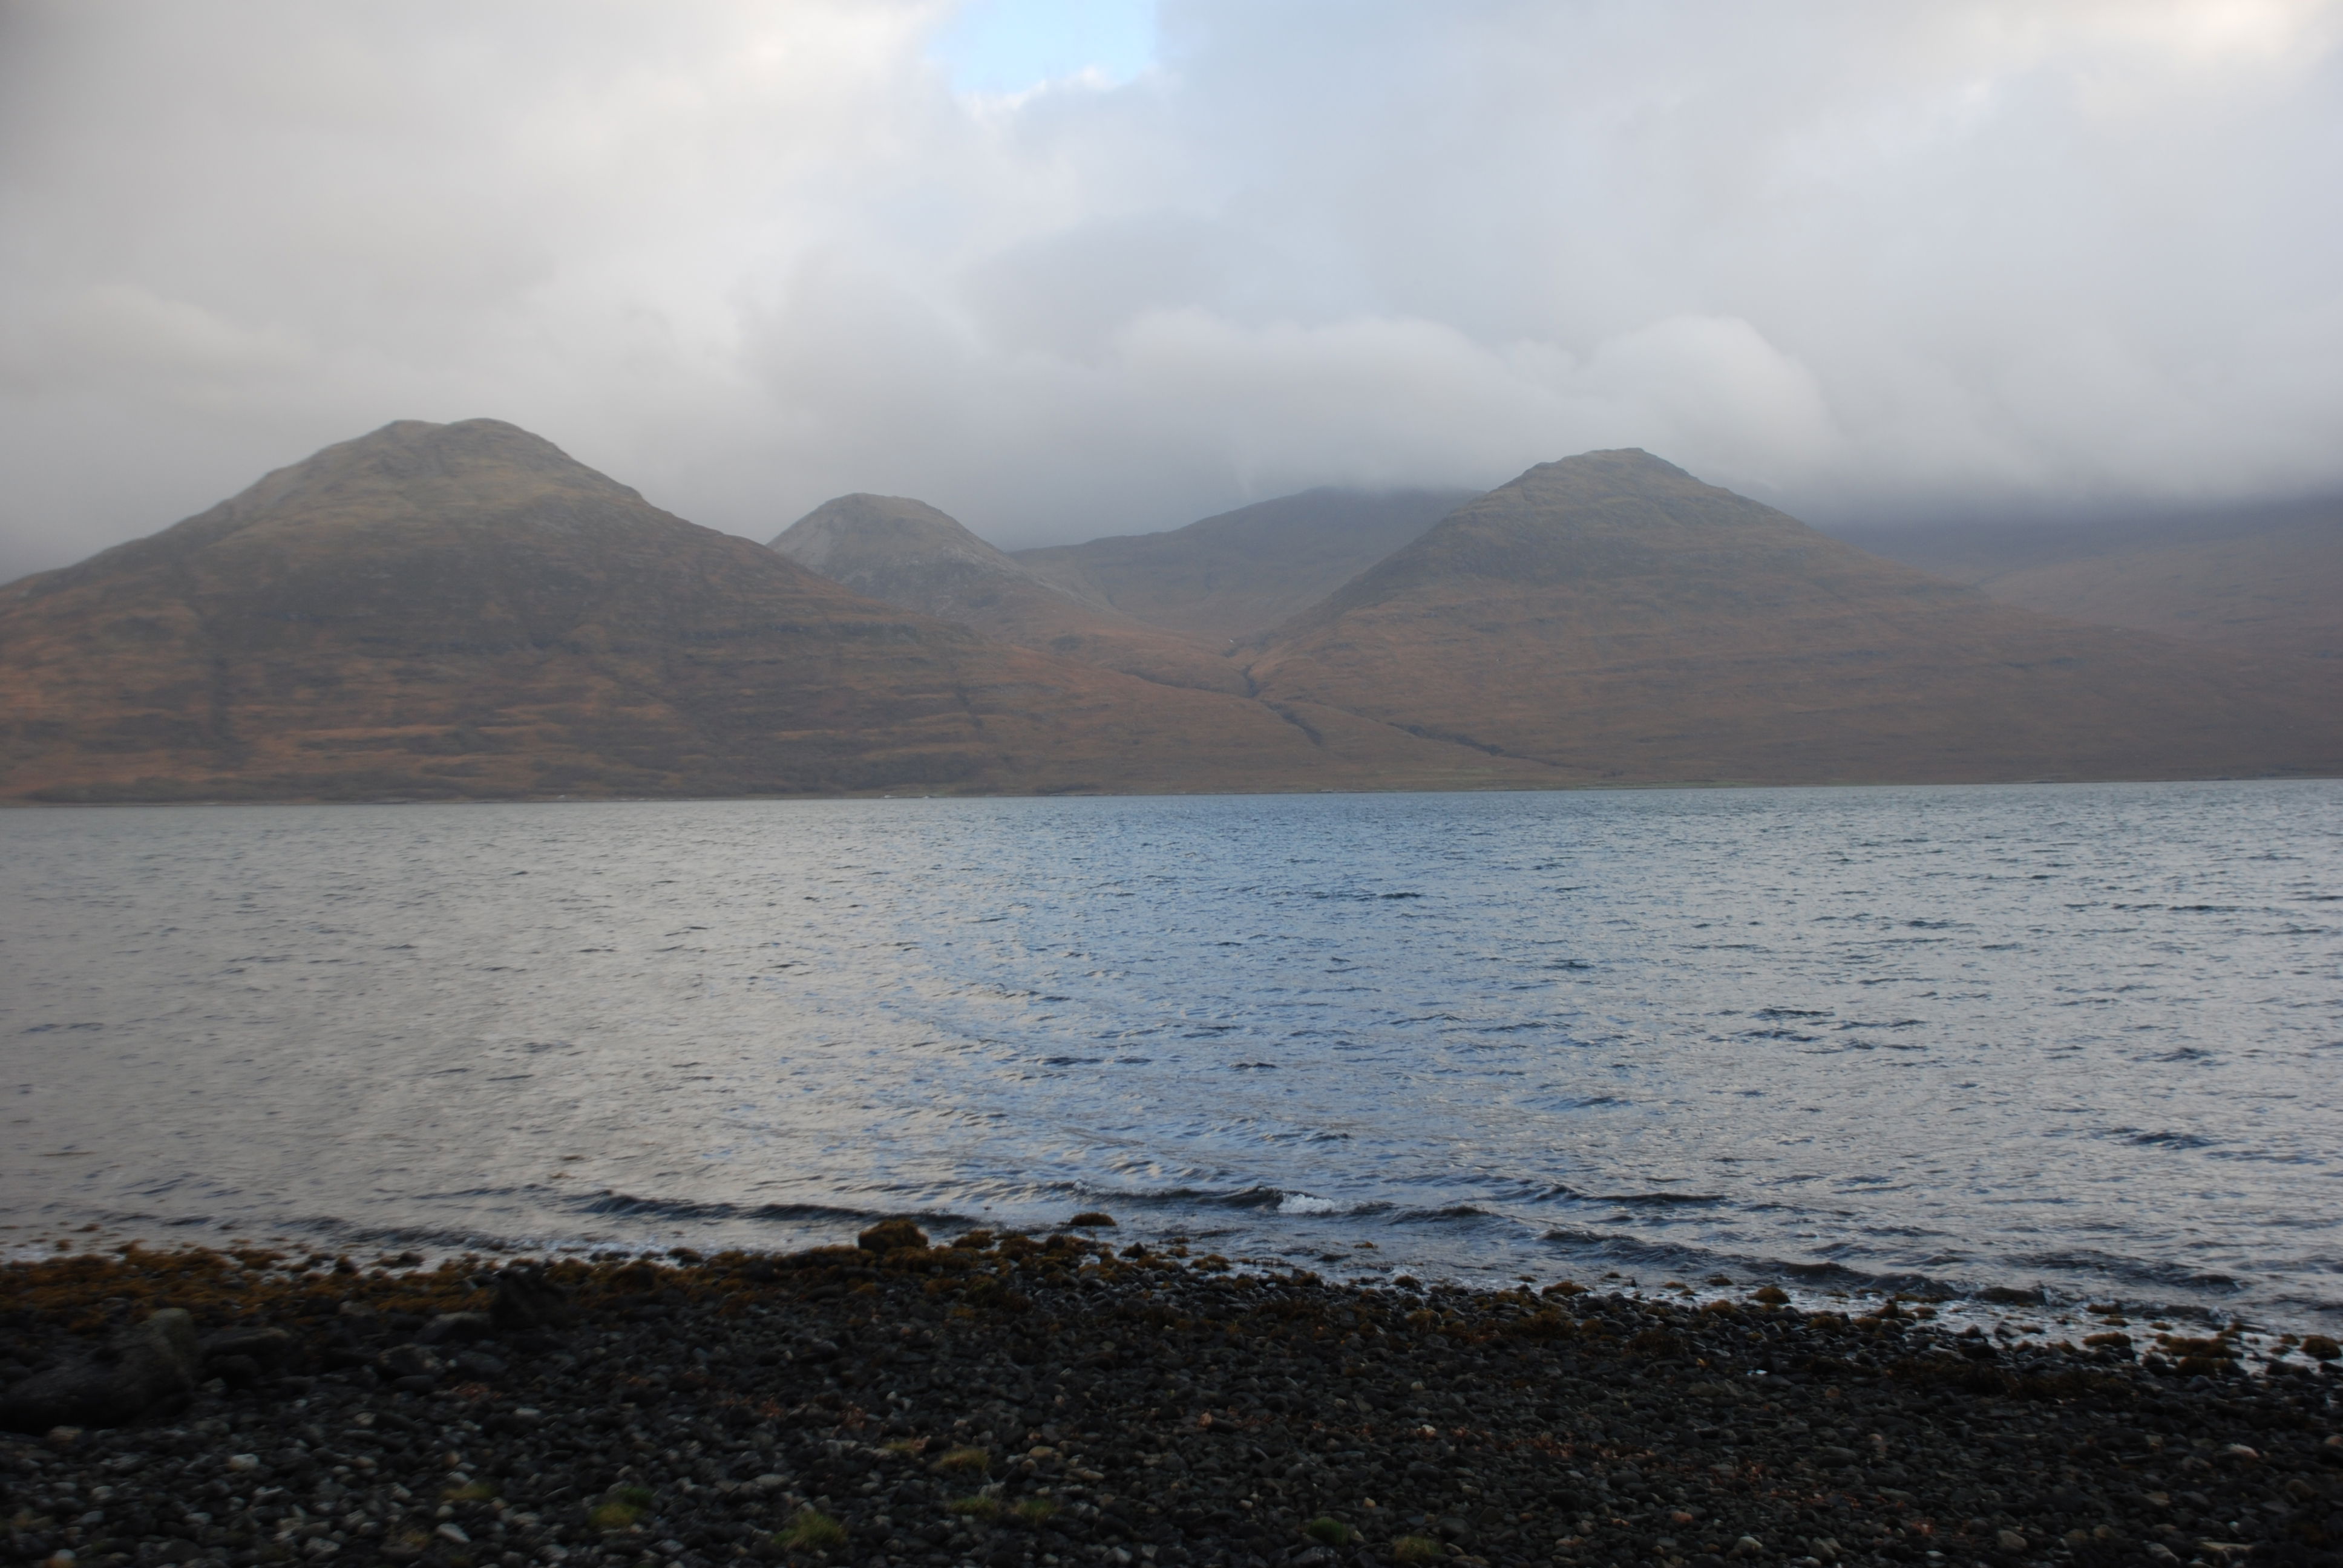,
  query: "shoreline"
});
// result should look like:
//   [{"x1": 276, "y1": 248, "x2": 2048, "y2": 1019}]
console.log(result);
[{"x1": 3, "y1": 1231, "x2": 2338, "y2": 1568}]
